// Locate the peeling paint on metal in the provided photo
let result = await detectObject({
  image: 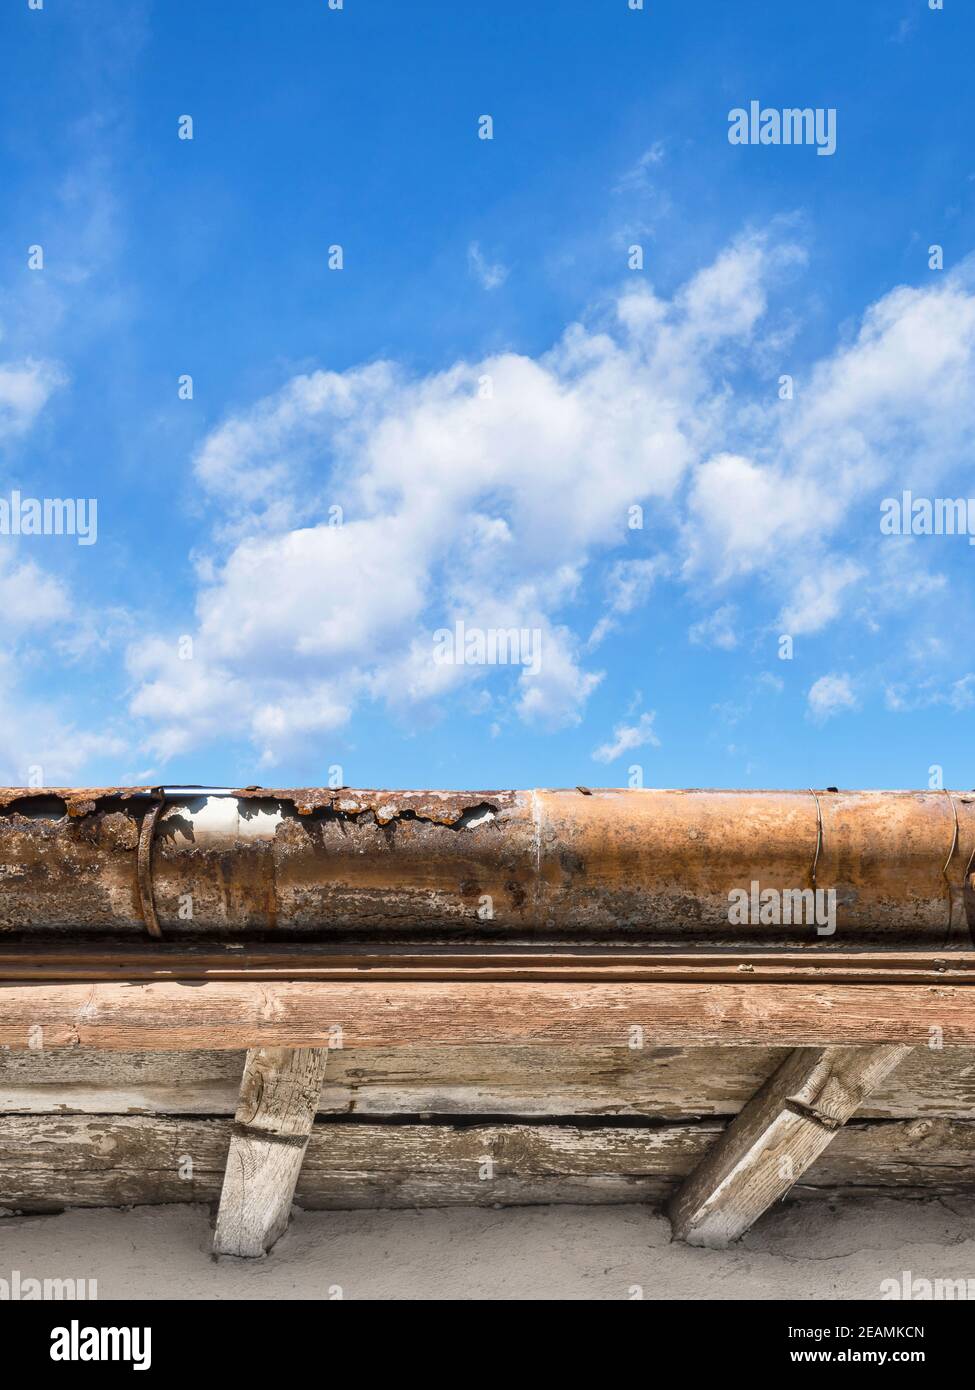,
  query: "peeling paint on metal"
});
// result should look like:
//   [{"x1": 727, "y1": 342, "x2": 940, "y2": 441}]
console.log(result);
[{"x1": 0, "y1": 789, "x2": 972, "y2": 947}]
